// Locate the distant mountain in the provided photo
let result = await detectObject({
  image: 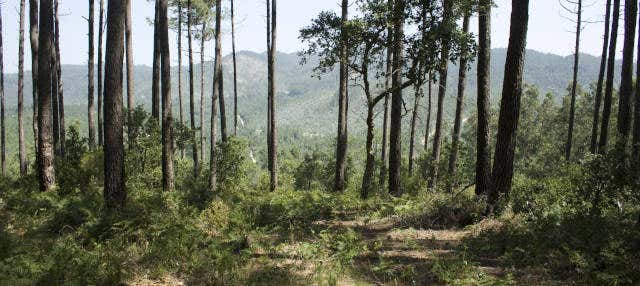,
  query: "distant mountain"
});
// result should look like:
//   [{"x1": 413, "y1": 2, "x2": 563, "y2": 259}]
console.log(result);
[{"x1": 1, "y1": 49, "x2": 620, "y2": 138}]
